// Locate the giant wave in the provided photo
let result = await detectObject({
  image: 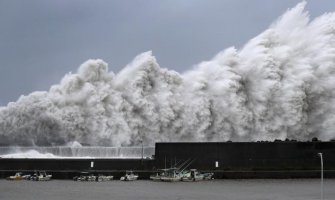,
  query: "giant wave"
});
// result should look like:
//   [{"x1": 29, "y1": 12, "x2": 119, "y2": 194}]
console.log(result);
[{"x1": 1, "y1": 2, "x2": 335, "y2": 146}]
